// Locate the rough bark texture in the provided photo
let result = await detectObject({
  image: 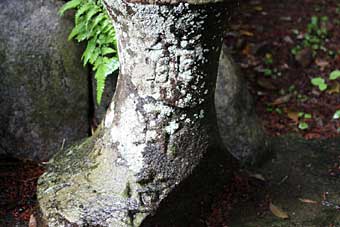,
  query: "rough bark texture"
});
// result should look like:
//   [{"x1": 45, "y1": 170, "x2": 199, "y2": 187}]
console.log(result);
[
  {"x1": 37, "y1": 1, "x2": 234, "y2": 226},
  {"x1": 215, "y1": 45, "x2": 269, "y2": 165},
  {"x1": 0, "y1": 0, "x2": 90, "y2": 161}
]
